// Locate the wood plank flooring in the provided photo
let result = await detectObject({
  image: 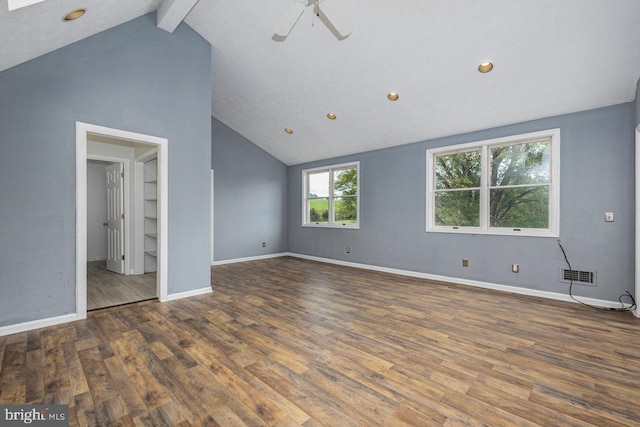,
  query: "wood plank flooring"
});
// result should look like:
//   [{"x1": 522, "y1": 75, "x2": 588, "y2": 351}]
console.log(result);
[
  {"x1": 2, "y1": 256, "x2": 640, "y2": 425},
  {"x1": 87, "y1": 261, "x2": 156, "y2": 311}
]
